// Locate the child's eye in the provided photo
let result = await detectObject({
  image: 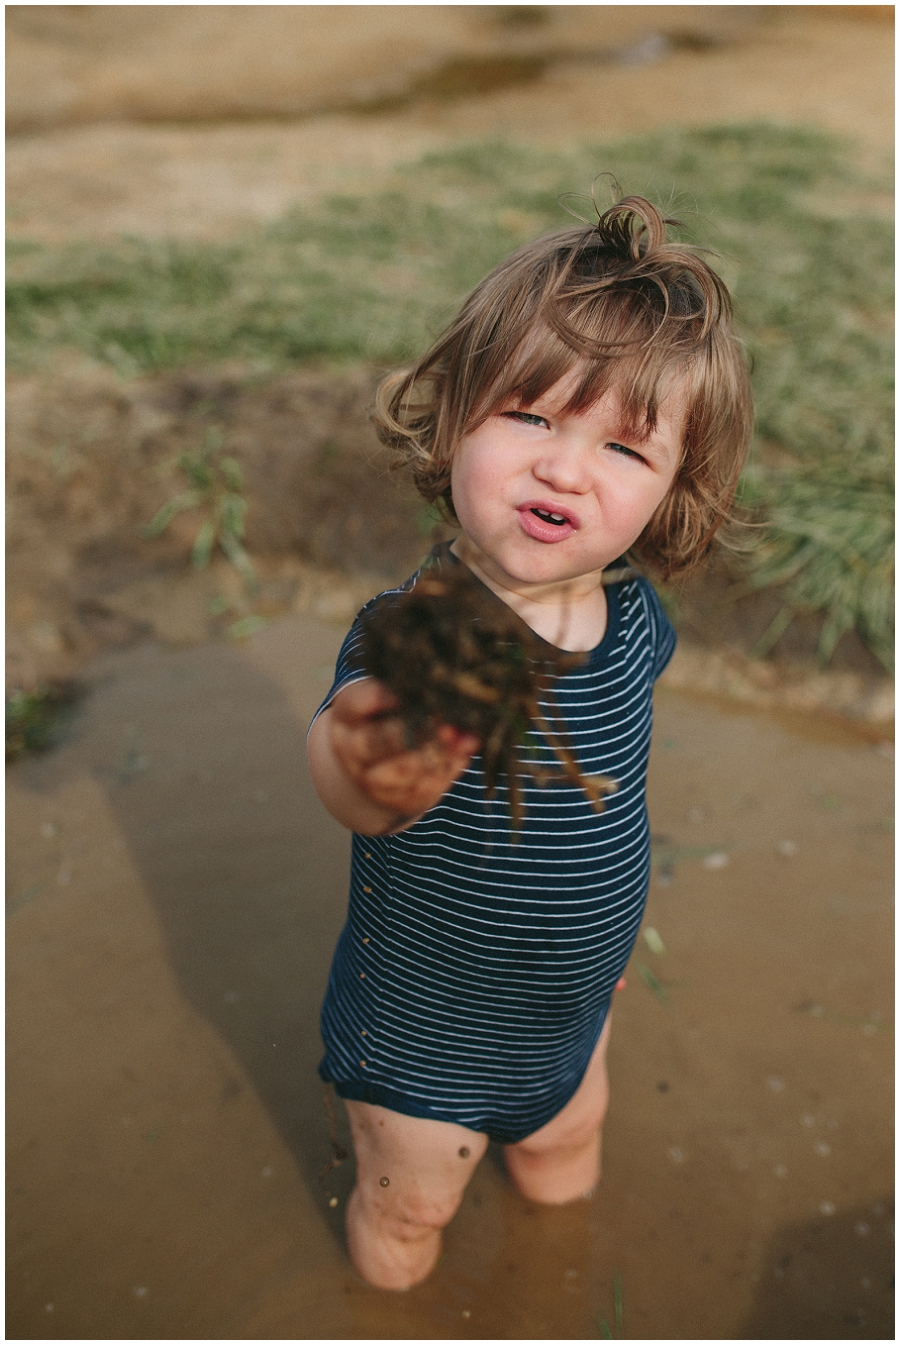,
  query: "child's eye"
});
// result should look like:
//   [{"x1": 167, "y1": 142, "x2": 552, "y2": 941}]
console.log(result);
[
  {"x1": 607, "y1": 441, "x2": 645, "y2": 463},
  {"x1": 505, "y1": 411, "x2": 549, "y2": 428}
]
